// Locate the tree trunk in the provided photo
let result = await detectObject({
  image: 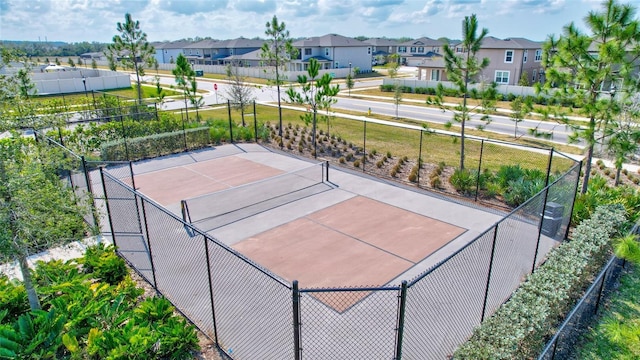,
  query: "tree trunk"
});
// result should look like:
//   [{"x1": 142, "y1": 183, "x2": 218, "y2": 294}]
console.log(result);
[
  {"x1": 183, "y1": 94, "x2": 189, "y2": 122},
  {"x1": 19, "y1": 255, "x2": 41, "y2": 310},
  {"x1": 615, "y1": 166, "x2": 622, "y2": 186},
  {"x1": 581, "y1": 144, "x2": 594, "y2": 194},
  {"x1": 241, "y1": 106, "x2": 246, "y2": 127},
  {"x1": 134, "y1": 61, "x2": 142, "y2": 105}
]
